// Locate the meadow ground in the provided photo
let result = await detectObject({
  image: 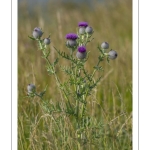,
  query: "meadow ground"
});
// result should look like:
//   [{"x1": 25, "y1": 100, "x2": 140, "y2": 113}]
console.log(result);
[{"x1": 18, "y1": 0, "x2": 132, "y2": 149}]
